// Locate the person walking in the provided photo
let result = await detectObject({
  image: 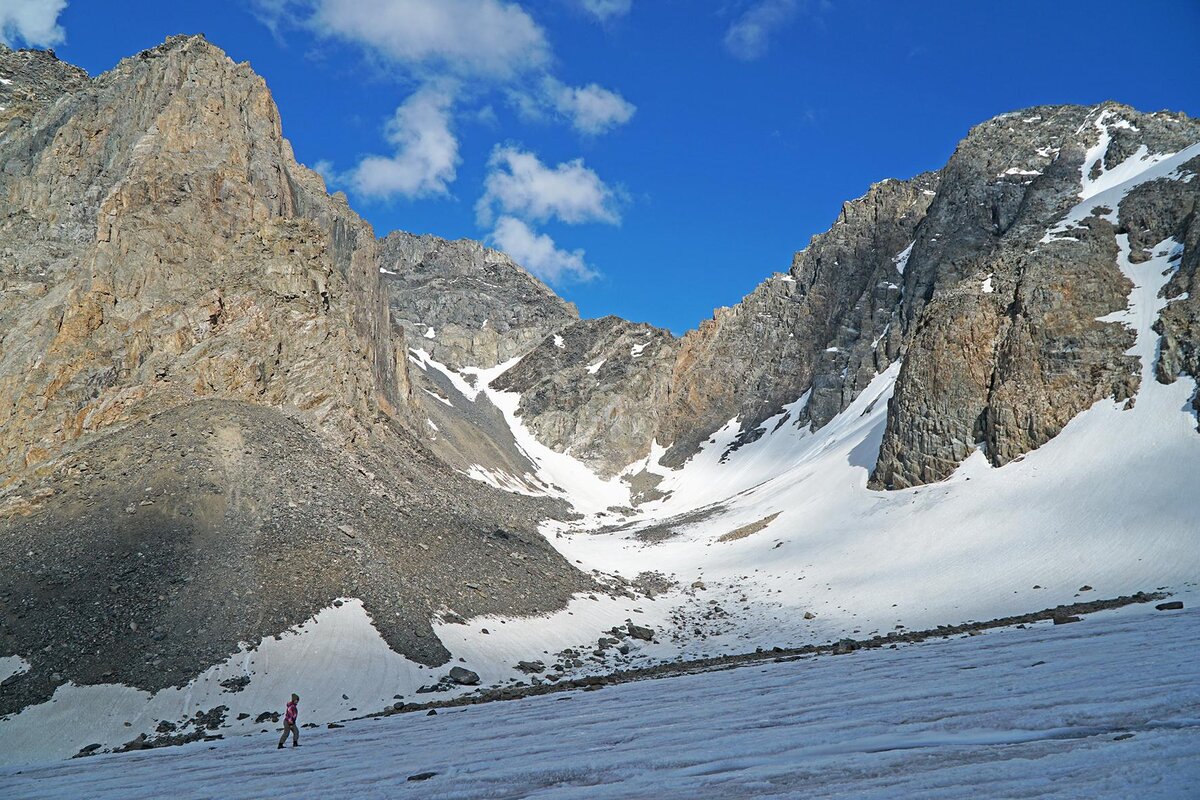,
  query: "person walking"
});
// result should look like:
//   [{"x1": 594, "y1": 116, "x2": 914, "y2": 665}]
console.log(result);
[{"x1": 278, "y1": 693, "x2": 300, "y2": 749}]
